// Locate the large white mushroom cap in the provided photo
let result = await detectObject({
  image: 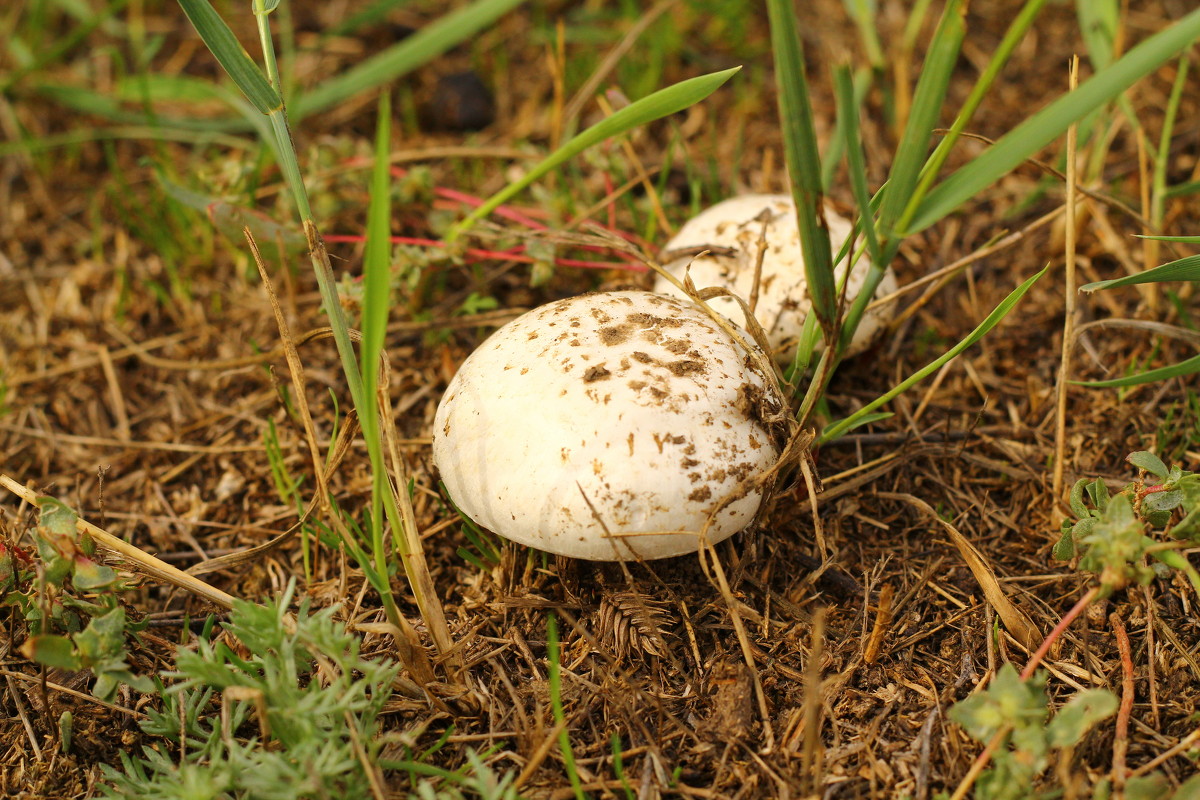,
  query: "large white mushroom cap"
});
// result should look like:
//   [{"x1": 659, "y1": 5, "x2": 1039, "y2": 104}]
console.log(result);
[
  {"x1": 654, "y1": 193, "x2": 897, "y2": 363},
  {"x1": 433, "y1": 291, "x2": 785, "y2": 561}
]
